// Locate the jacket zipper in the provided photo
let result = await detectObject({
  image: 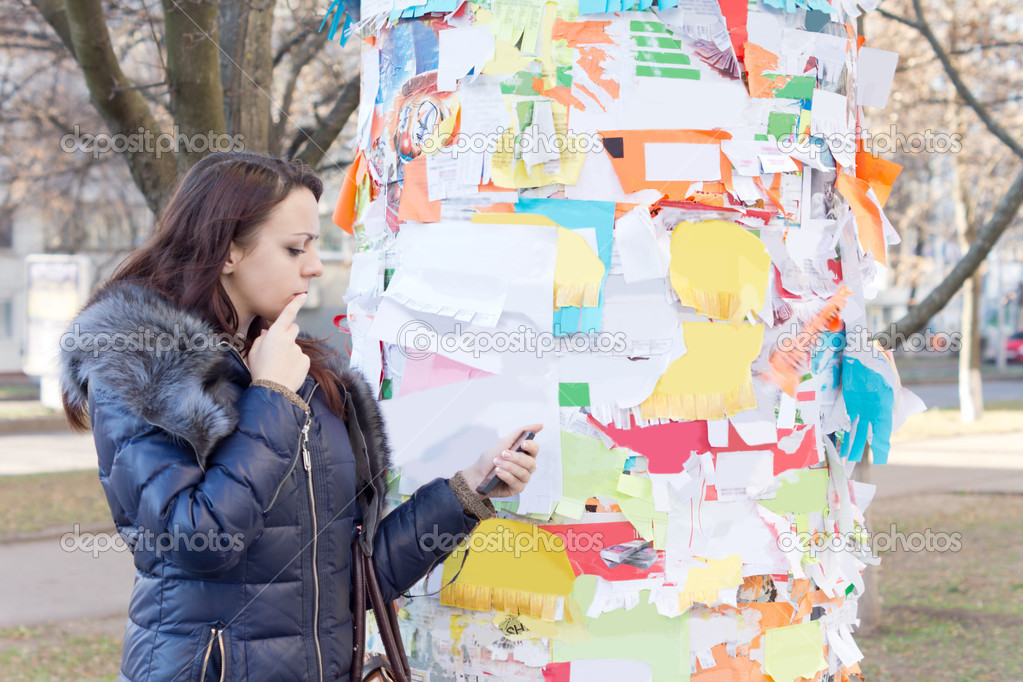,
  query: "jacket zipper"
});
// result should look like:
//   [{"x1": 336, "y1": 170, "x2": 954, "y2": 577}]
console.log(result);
[
  {"x1": 217, "y1": 629, "x2": 225, "y2": 682},
  {"x1": 198, "y1": 627, "x2": 225, "y2": 682},
  {"x1": 301, "y1": 383, "x2": 324, "y2": 682},
  {"x1": 228, "y1": 342, "x2": 324, "y2": 681}
]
